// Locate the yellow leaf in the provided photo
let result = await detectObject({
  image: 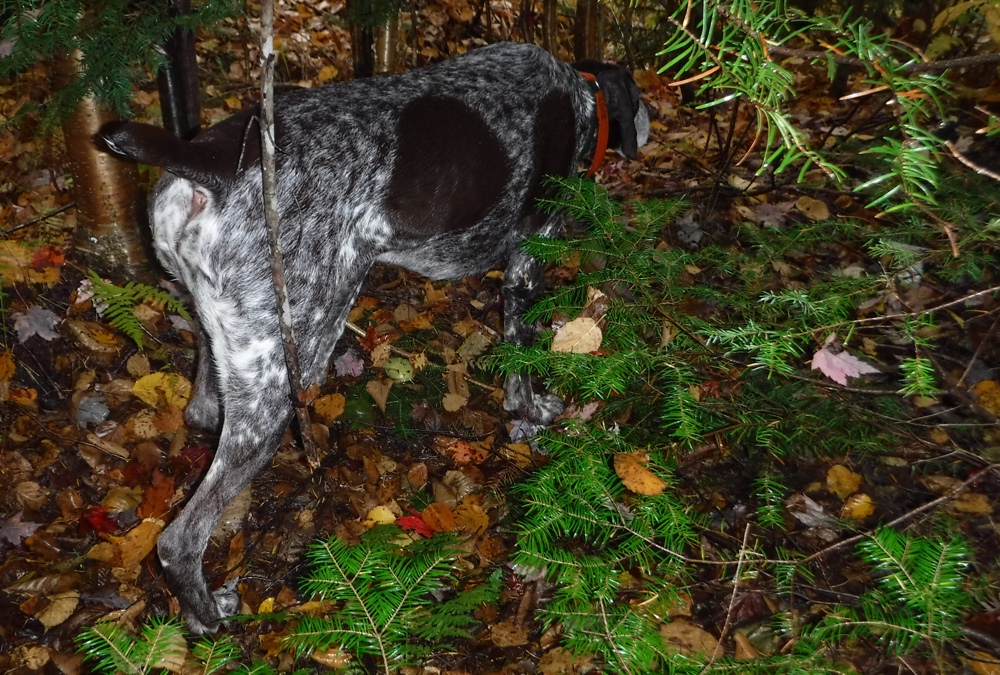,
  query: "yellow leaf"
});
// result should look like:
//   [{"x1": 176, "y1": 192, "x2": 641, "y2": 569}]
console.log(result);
[
  {"x1": 614, "y1": 452, "x2": 667, "y2": 496},
  {"x1": 113, "y1": 518, "x2": 163, "y2": 575},
  {"x1": 826, "y1": 464, "x2": 862, "y2": 500},
  {"x1": 133, "y1": 372, "x2": 192, "y2": 409},
  {"x1": 0, "y1": 350, "x2": 15, "y2": 381},
  {"x1": 973, "y1": 380, "x2": 1000, "y2": 416},
  {"x1": 363, "y1": 505, "x2": 396, "y2": 528},
  {"x1": 795, "y1": 196, "x2": 829, "y2": 222},
  {"x1": 313, "y1": 392, "x2": 346, "y2": 423},
  {"x1": 840, "y1": 492, "x2": 875, "y2": 519},
  {"x1": 317, "y1": 65, "x2": 339, "y2": 83}
]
